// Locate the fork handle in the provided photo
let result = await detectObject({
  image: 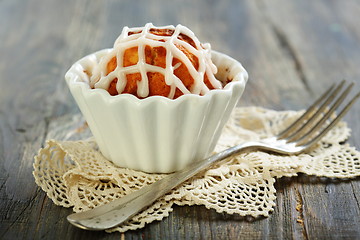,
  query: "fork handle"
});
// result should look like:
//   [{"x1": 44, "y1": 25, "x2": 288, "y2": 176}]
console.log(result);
[{"x1": 67, "y1": 143, "x2": 254, "y2": 231}]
